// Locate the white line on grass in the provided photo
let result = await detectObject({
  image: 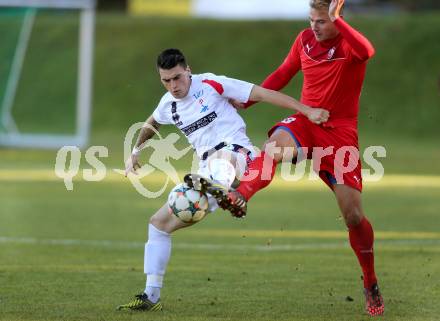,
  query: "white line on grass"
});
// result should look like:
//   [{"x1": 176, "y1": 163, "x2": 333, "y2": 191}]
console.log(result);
[
  {"x1": 1, "y1": 170, "x2": 440, "y2": 189},
  {"x1": 183, "y1": 229, "x2": 440, "y2": 239},
  {"x1": 1, "y1": 236, "x2": 439, "y2": 252}
]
